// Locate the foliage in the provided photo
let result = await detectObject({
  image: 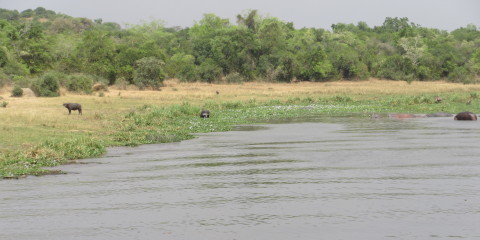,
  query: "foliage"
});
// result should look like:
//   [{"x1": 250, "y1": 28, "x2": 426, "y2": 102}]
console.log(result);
[
  {"x1": 31, "y1": 72, "x2": 60, "y2": 97},
  {"x1": 0, "y1": 71, "x2": 9, "y2": 87},
  {"x1": 0, "y1": 8, "x2": 479, "y2": 86},
  {"x1": 66, "y1": 74, "x2": 94, "y2": 94},
  {"x1": 11, "y1": 85, "x2": 23, "y2": 97},
  {"x1": 225, "y1": 72, "x2": 246, "y2": 83},
  {"x1": 133, "y1": 57, "x2": 165, "y2": 89},
  {"x1": 165, "y1": 53, "x2": 197, "y2": 81},
  {"x1": 196, "y1": 58, "x2": 222, "y2": 83}
]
